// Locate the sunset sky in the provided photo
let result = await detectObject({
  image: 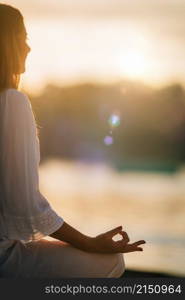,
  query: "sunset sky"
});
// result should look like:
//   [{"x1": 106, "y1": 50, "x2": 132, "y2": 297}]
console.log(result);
[{"x1": 4, "y1": 0, "x2": 185, "y2": 93}]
